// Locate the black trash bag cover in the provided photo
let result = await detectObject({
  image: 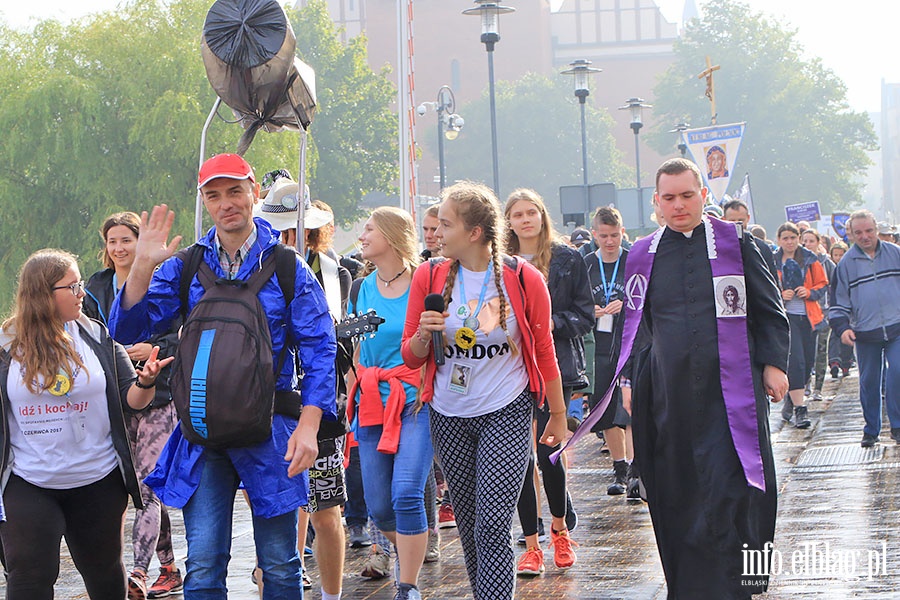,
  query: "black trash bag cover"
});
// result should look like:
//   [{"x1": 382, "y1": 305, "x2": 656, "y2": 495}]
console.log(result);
[{"x1": 204, "y1": 0, "x2": 287, "y2": 69}]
